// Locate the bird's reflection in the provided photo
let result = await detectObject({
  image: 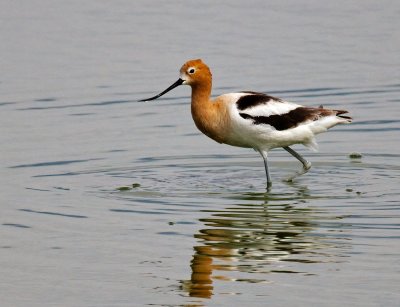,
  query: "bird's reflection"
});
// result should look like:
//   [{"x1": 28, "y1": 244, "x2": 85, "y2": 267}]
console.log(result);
[{"x1": 182, "y1": 187, "x2": 340, "y2": 299}]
